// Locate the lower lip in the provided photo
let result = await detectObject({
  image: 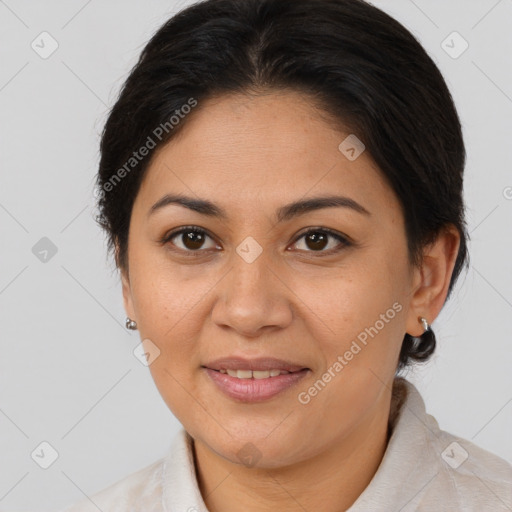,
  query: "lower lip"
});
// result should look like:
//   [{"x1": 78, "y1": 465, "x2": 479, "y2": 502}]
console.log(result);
[{"x1": 203, "y1": 368, "x2": 309, "y2": 402}]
